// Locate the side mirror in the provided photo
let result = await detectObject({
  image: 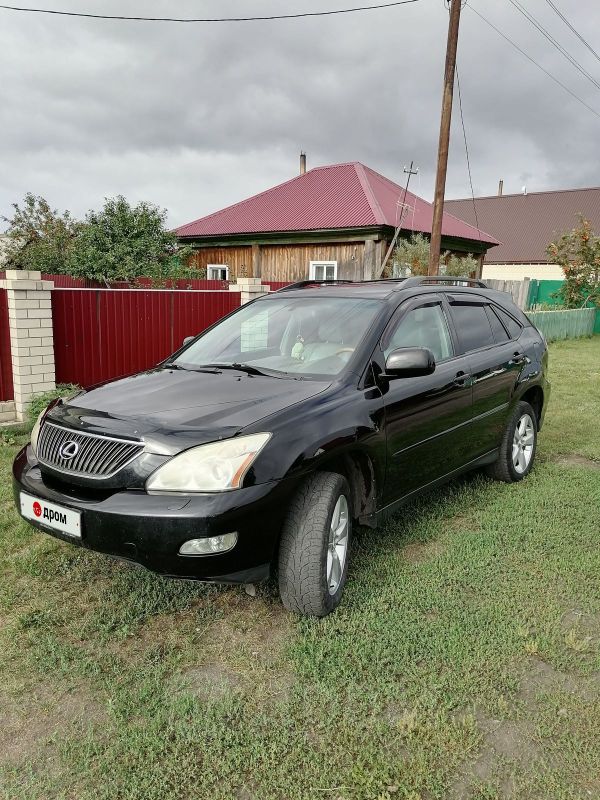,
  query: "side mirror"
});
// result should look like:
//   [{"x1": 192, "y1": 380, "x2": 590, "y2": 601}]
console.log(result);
[
  {"x1": 182, "y1": 336, "x2": 194, "y2": 347},
  {"x1": 385, "y1": 347, "x2": 435, "y2": 378}
]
